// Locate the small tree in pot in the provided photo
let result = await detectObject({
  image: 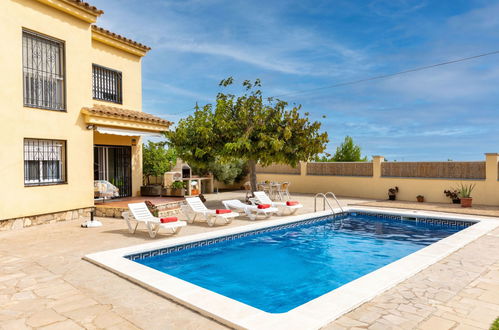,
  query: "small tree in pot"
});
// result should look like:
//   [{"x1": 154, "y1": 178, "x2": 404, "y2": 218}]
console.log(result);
[
  {"x1": 457, "y1": 183, "x2": 475, "y2": 208},
  {"x1": 388, "y1": 186, "x2": 399, "y2": 200},
  {"x1": 142, "y1": 141, "x2": 176, "y2": 196}
]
